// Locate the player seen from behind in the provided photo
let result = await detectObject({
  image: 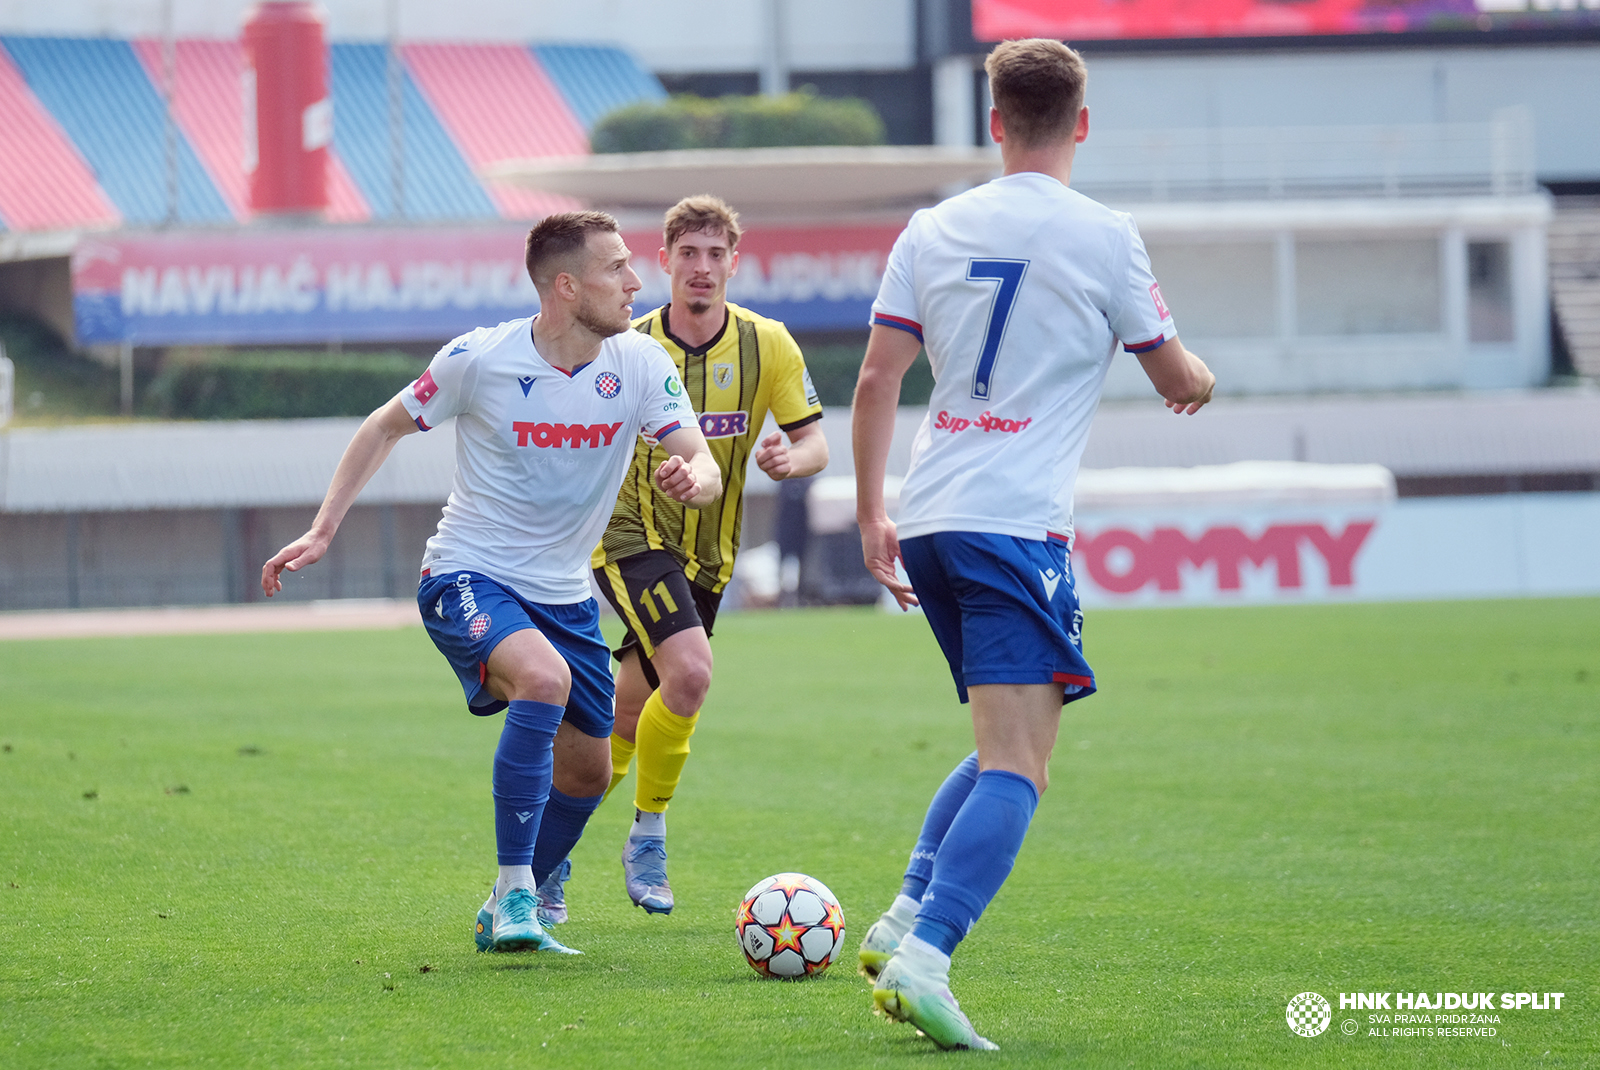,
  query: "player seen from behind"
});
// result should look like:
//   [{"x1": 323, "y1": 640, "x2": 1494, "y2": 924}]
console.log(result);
[
  {"x1": 260, "y1": 212, "x2": 721, "y2": 956},
  {"x1": 544, "y1": 195, "x2": 828, "y2": 920},
  {"x1": 851, "y1": 39, "x2": 1216, "y2": 1050}
]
